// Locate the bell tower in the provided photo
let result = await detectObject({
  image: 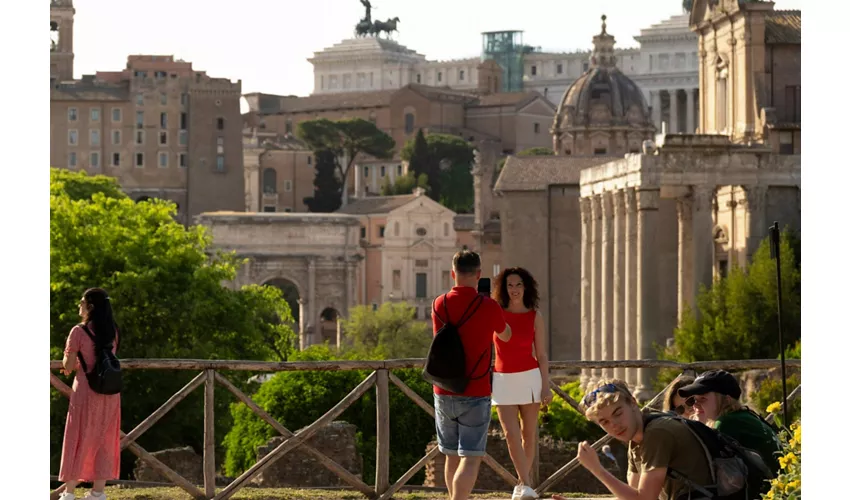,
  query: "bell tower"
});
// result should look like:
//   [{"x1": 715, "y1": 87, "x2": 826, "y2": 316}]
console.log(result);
[{"x1": 50, "y1": 0, "x2": 75, "y2": 82}]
